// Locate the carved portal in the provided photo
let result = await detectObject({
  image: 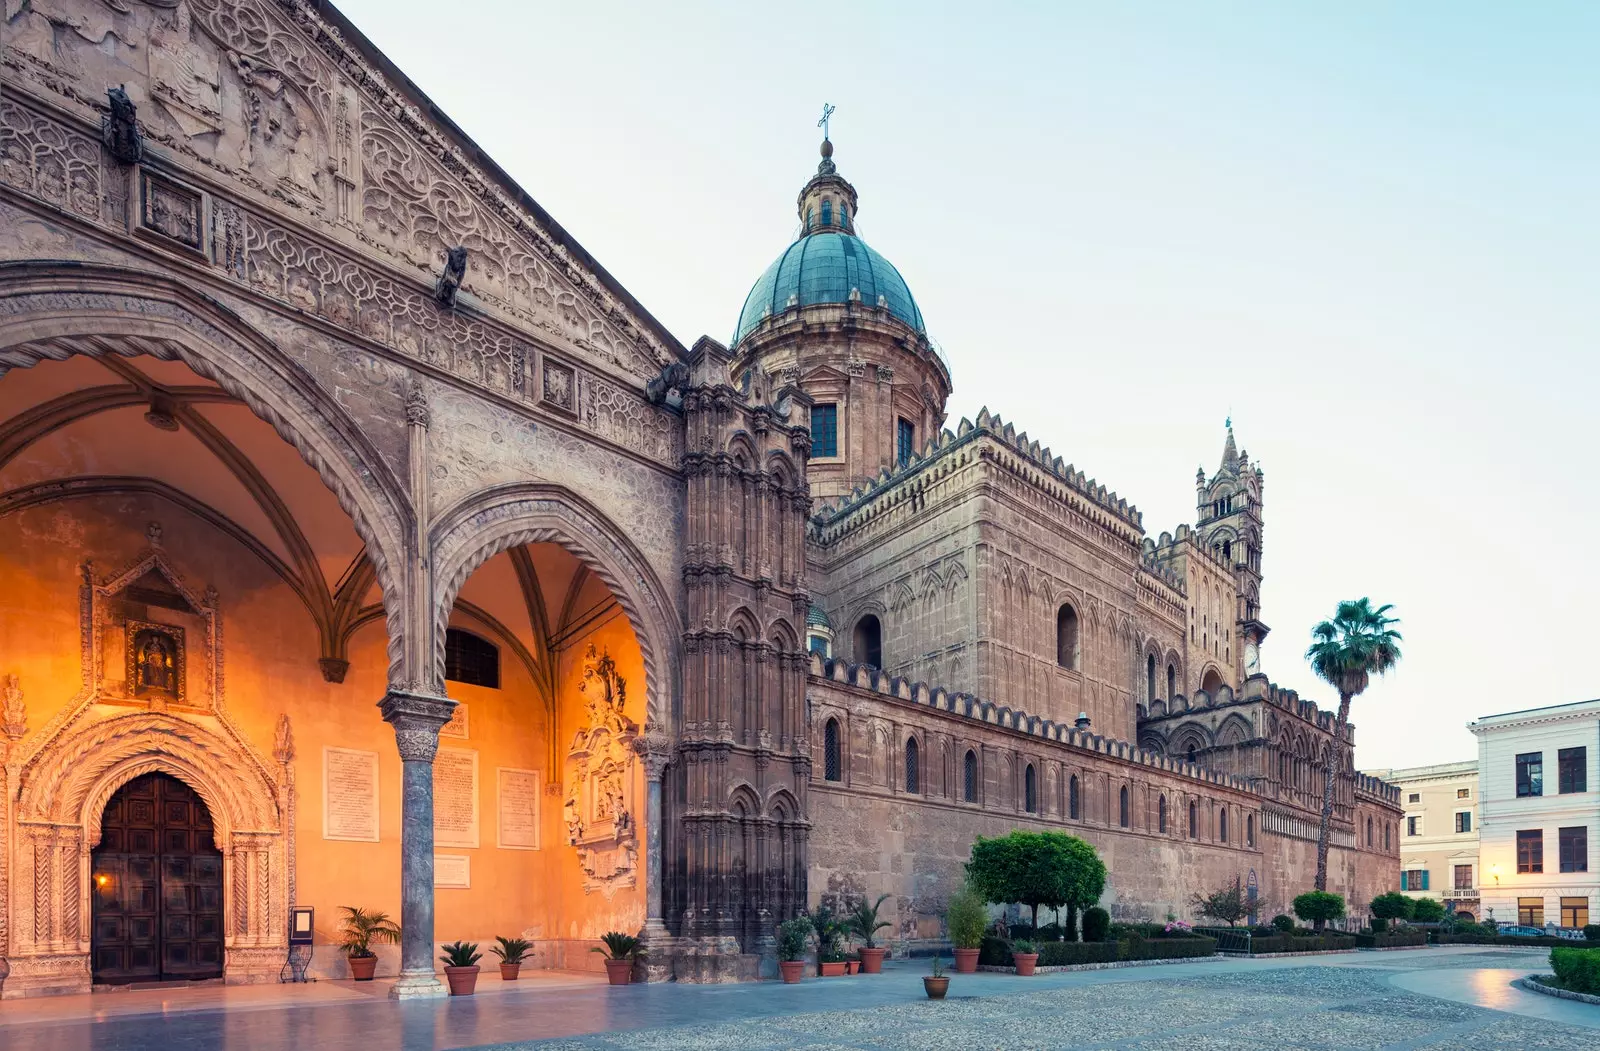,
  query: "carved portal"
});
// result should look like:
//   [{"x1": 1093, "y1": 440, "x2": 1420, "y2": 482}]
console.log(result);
[{"x1": 563, "y1": 646, "x2": 639, "y2": 896}]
